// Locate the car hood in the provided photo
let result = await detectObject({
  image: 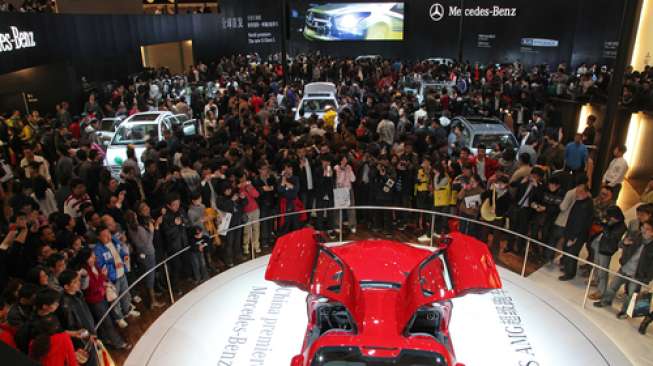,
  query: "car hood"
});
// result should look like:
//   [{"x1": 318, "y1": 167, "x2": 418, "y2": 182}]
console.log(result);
[{"x1": 310, "y1": 3, "x2": 392, "y2": 16}]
